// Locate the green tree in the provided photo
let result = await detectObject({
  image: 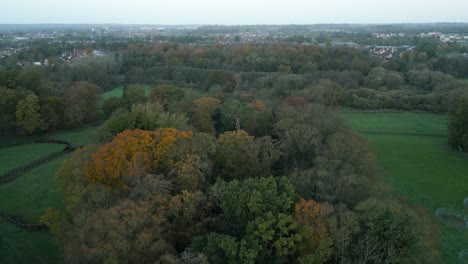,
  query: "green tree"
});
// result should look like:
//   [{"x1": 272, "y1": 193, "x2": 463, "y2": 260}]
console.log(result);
[
  {"x1": 123, "y1": 85, "x2": 146, "y2": 108},
  {"x1": 192, "y1": 97, "x2": 221, "y2": 134},
  {"x1": 219, "y1": 99, "x2": 252, "y2": 131},
  {"x1": 214, "y1": 130, "x2": 280, "y2": 181},
  {"x1": 194, "y1": 177, "x2": 301, "y2": 263},
  {"x1": 63, "y1": 81, "x2": 102, "y2": 128},
  {"x1": 0, "y1": 70, "x2": 20, "y2": 89},
  {"x1": 448, "y1": 98, "x2": 468, "y2": 151},
  {"x1": 15, "y1": 93, "x2": 48, "y2": 134},
  {"x1": 353, "y1": 199, "x2": 424, "y2": 264},
  {"x1": 149, "y1": 84, "x2": 185, "y2": 110},
  {"x1": 102, "y1": 96, "x2": 126, "y2": 117},
  {"x1": 98, "y1": 103, "x2": 190, "y2": 142},
  {"x1": 0, "y1": 87, "x2": 19, "y2": 135}
]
